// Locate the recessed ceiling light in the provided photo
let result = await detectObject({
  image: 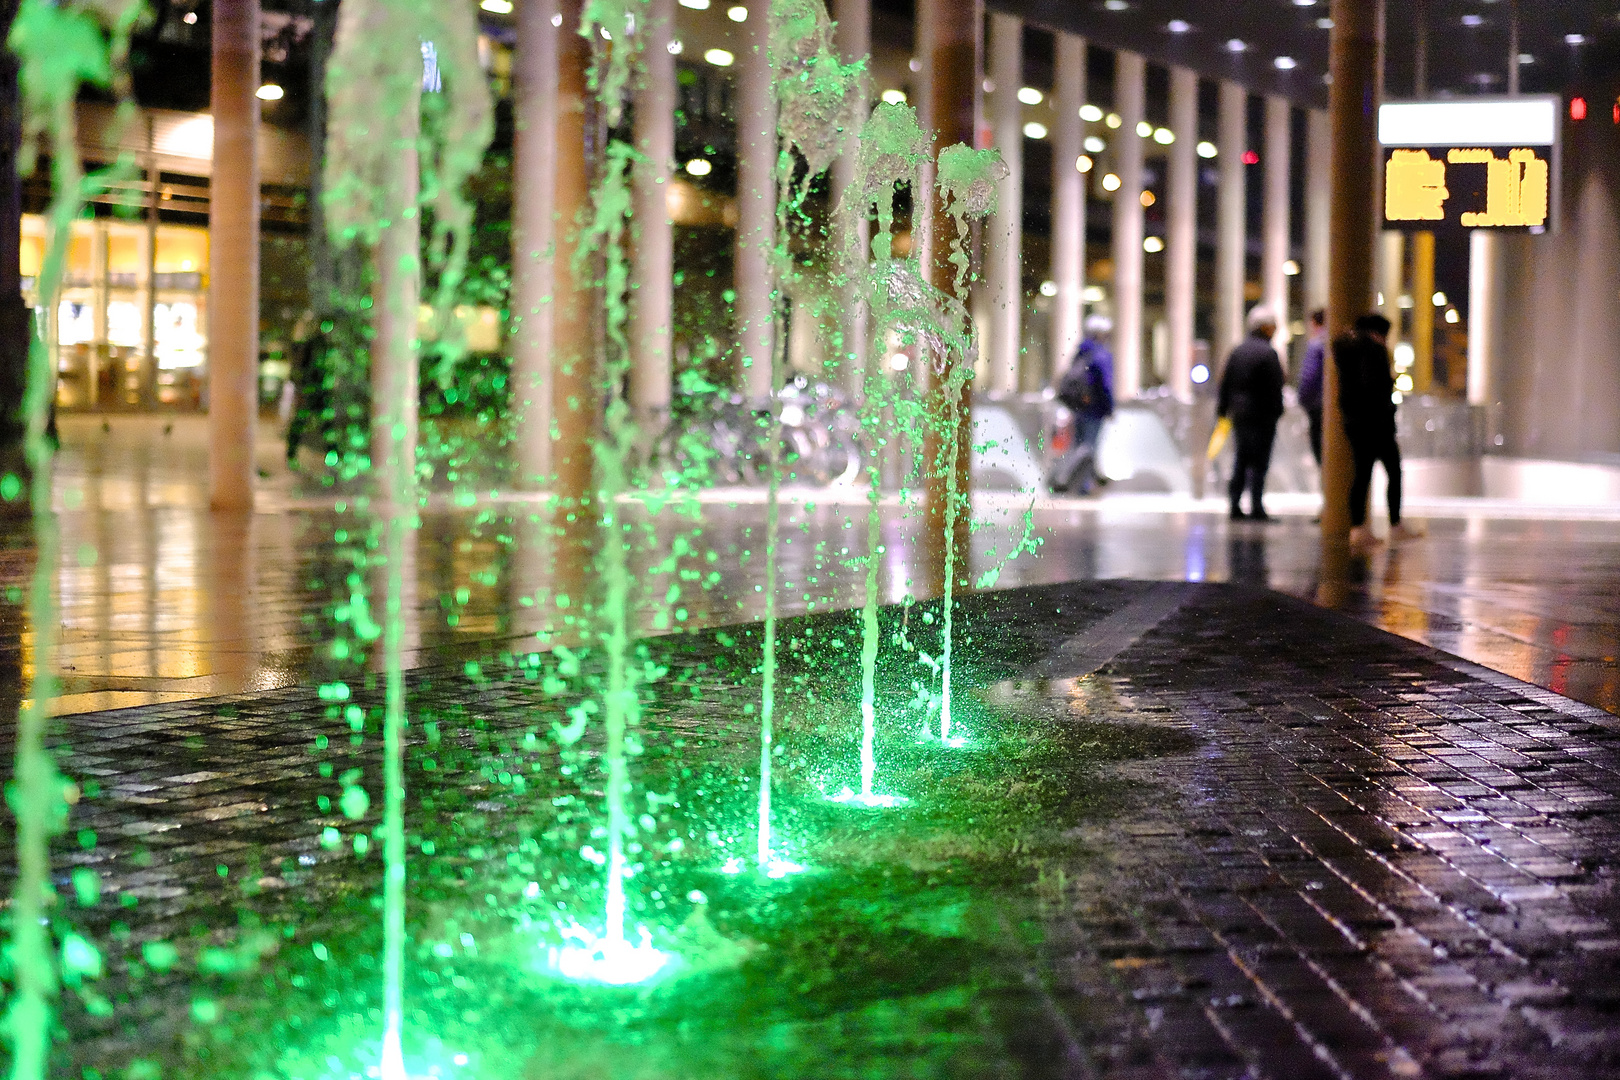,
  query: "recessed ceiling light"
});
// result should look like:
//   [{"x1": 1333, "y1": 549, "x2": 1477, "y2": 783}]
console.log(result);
[
  {"x1": 479, "y1": 0, "x2": 512, "y2": 11},
  {"x1": 704, "y1": 48, "x2": 734, "y2": 66},
  {"x1": 1023, "y1": 121, "x2": 1049, "y2": 139},
  {"x1": 1101, "y1": 173, "x2": 1122, "y2": 191},
  {"x1": 1196, "y1": 140, "x2": 1217, "y2": 158},
  {"x1": 678, "y1": 0, "x2": 709, "y2": 8},
  {"x1": 1136, "y1": 120, "x2": 1153, "y2": 137},
  {"x1": 685, "y1": 159, "x2": 713, "y2": 177},
  {"x1": 1461, "y1": 14, "x2": 1483, "y2": 26},
  {"x1": 1040, "y1": 280, "x2": 1058, "y2": 297},
  {"x1": 256, "y1": 83, "x2": 284, "y2": 100},
  {"x1": 1104, "y1": 0, "x2": 1128, "y2": 10},
  {"x1": 1080, "y1": 104, "x2": 1104, "y2": 122},
  {"x1": 1274, "y1": 56, "x2": 1297, "y2": 70},
  {"x1": 1017, "y1": 86, "x2": 1044, "y2": 105},
  {"x1": 1167, "y1": 19, "x2": 1191, "y2": 33},
  {"x1": 726, "y1": 5, "x2": 748, "y2": 21},
  {"x1": 1565, "y1": 33, "x2": 1587, "y2": 44},
  {"x1": 909, "y1": 58, "x2": 921, "y2": 72},
  {"x1": 1084, "y1": 135, "x2": 1106, "y2": 152},
  {"x1": 182, "y1": 10, "x2": 197, "y2": 23},
  {"x1": 1518, "y1": 52, "x2": 1534, "y2": 63},
  {"x1": 1076, "y1": 154, "x2": 1094, "y2": 172},
  {"x1": 1226, "y1": 38, "x2": 1247, "y2": 52},
  {"x1": 1153, "y1": 127, "x2": 1174, "y2": 144},
  {"x1": 1105, "y1": 112, "x2": 1122, "y2": 128},
  {"x1": 1316, "y1": 17, "x2": 1333, "y2": 28},
  {"x1": 1293, "y1": 0, "x2": 1316, "y2": 5},
  {"x1": 881, "y1": 88, "x2": 907, "y2": 104},
  {"x1": 1144, "y1": 235, "x2": 1164, "y2": 252}
]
